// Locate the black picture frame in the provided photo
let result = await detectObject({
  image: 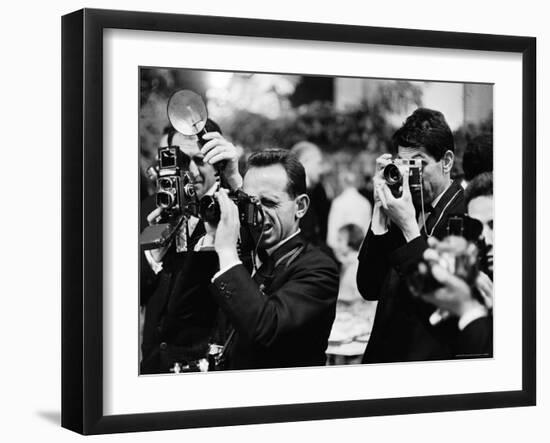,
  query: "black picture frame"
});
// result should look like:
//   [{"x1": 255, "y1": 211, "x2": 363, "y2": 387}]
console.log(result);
[{"x1": 61, "y1": 8, "x2": 536, "y2": 435}]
